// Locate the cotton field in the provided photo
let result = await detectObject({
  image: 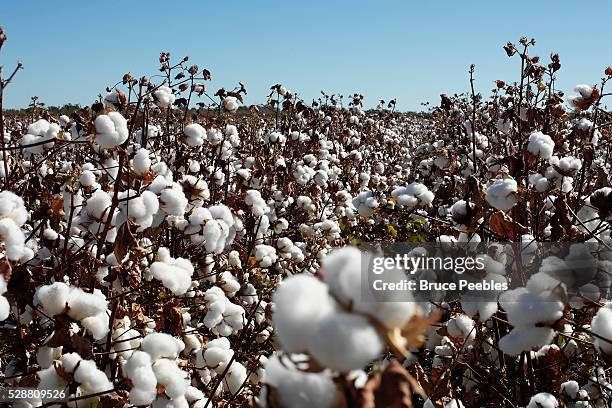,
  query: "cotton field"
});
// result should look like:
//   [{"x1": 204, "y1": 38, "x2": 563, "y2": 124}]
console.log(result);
[{"x1": 0, "y1": 26, "x2": 611, "y2": 408}]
